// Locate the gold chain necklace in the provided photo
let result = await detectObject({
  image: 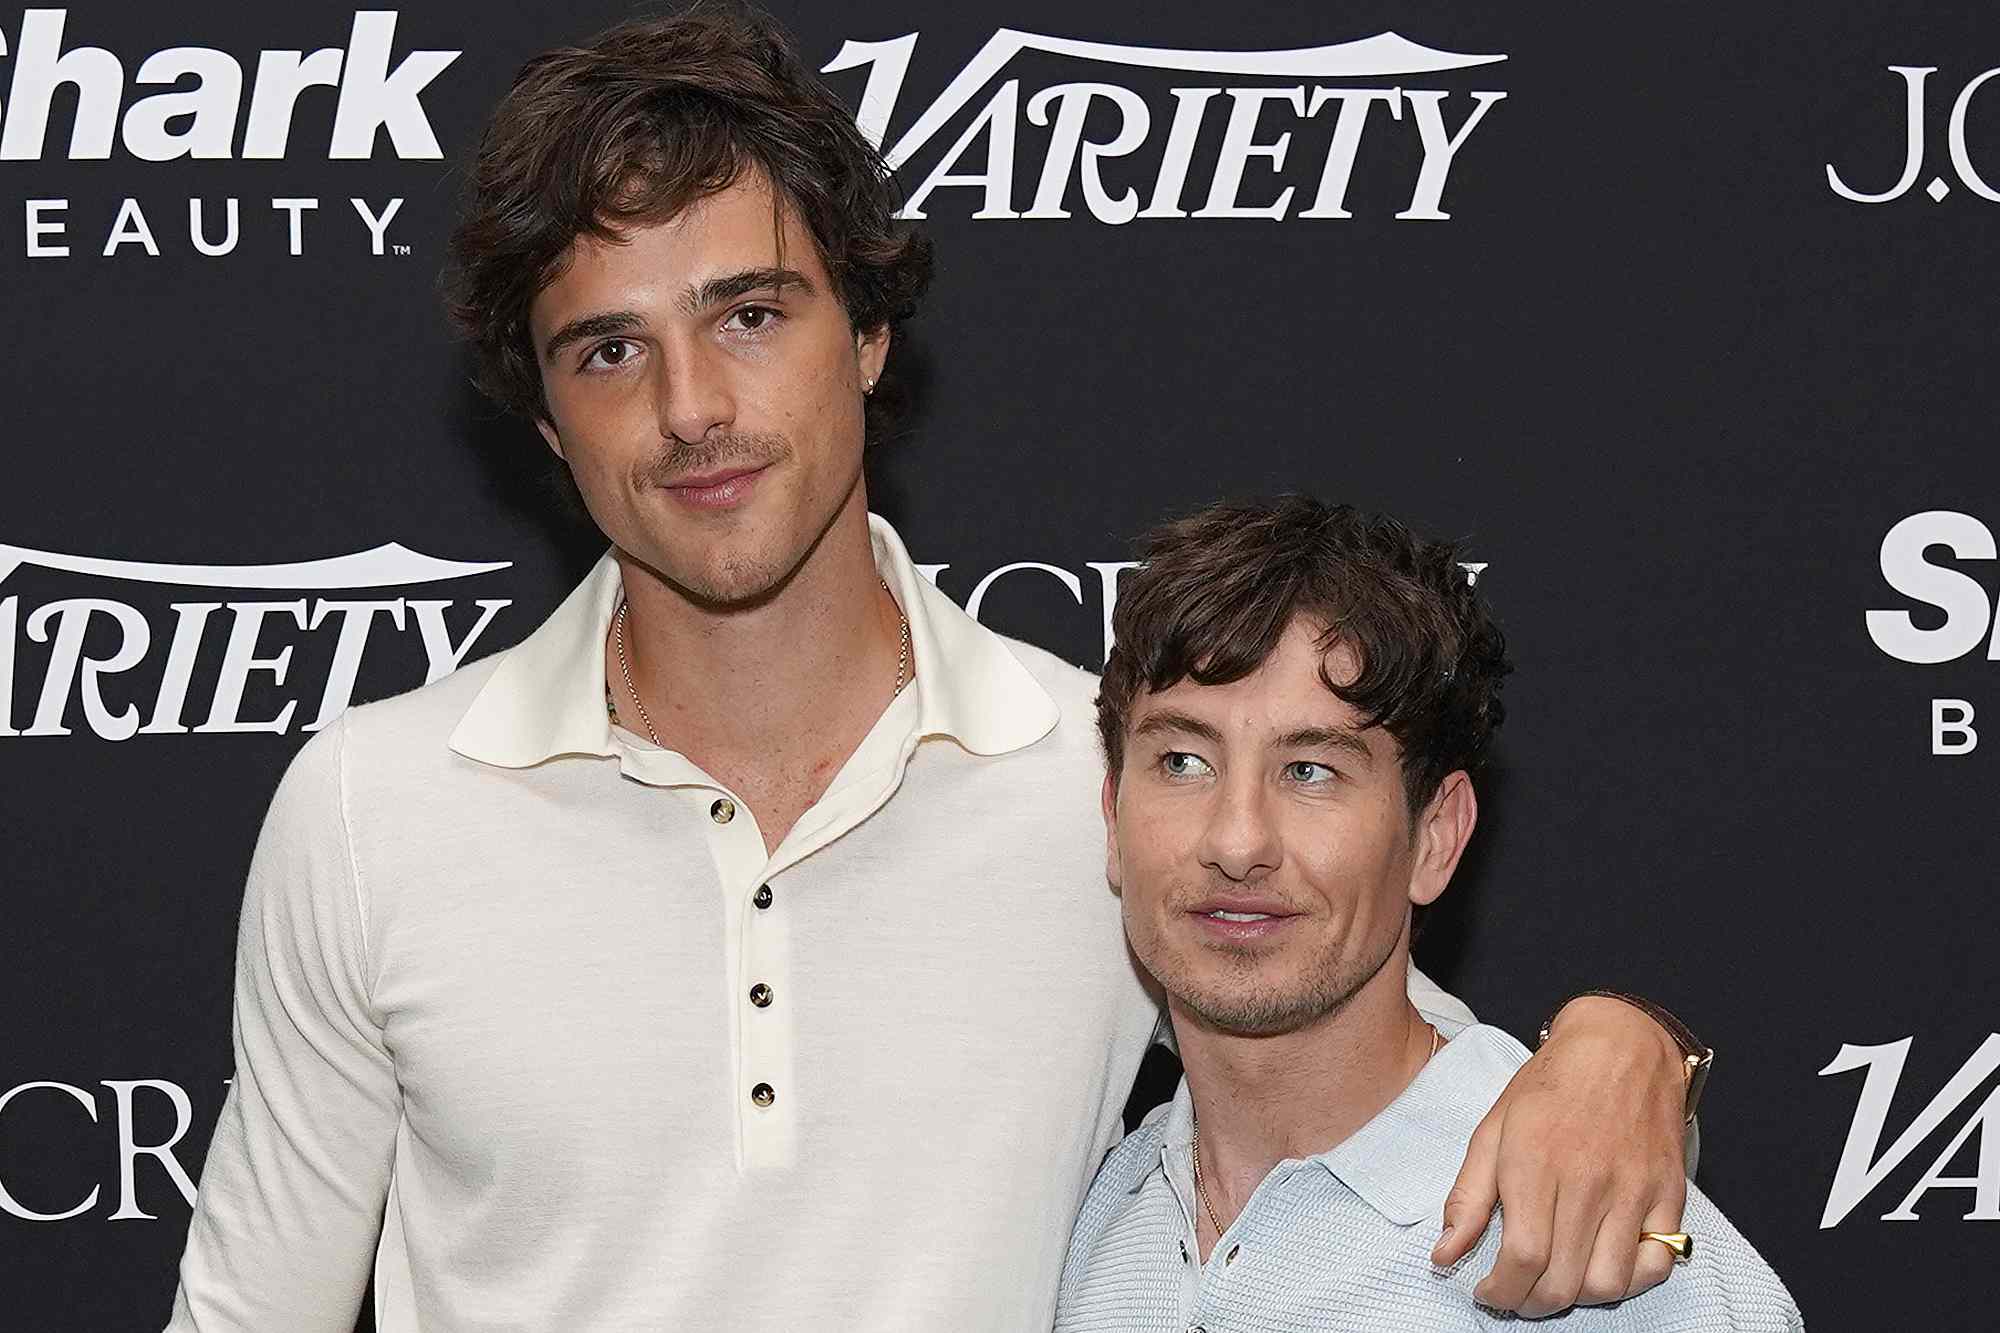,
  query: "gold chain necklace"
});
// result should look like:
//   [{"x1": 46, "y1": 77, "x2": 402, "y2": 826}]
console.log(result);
[
  {"x1": 608, "y1": 578, "x2": 910, "y2": 748},
  {"x1": 1191, "y1": 1023, "x2": 1442, "y2": 1242},
  {"x1": 1189, "y1": 1113, "x2": 1228, "y2": 1241}
]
